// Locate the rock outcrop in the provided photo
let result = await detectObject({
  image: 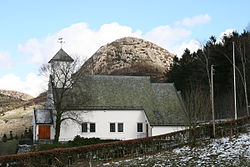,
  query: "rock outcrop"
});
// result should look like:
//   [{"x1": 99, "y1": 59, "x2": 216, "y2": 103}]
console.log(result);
[{"x1": 78, "y1": 37, "x2": 174, "y2": 82}]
